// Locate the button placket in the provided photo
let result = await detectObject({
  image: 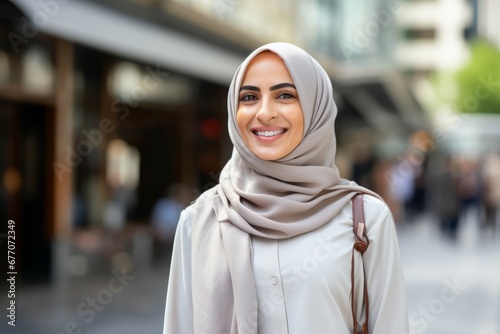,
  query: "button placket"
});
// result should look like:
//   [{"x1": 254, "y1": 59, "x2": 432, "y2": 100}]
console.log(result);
[{"x1": 252, "y1": 237, "x2": 288, "y2": 333}]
